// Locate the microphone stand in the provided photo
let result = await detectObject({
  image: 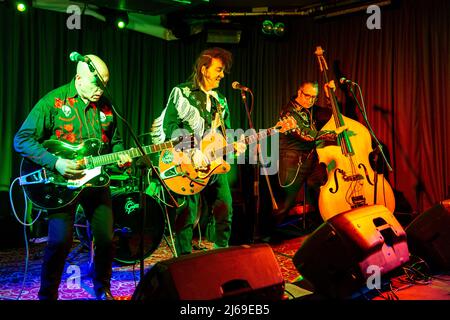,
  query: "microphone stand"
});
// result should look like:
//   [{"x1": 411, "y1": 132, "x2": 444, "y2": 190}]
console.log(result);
[
  {"x1": 86, "y1": 58, "x2": 179, "y2": 279},
  {"x1": 347, "y1": 82, "x2": 392, "y2": 205},
  {"x1": 238, "y1": 89, "x2": 278, "y2": 242}
]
